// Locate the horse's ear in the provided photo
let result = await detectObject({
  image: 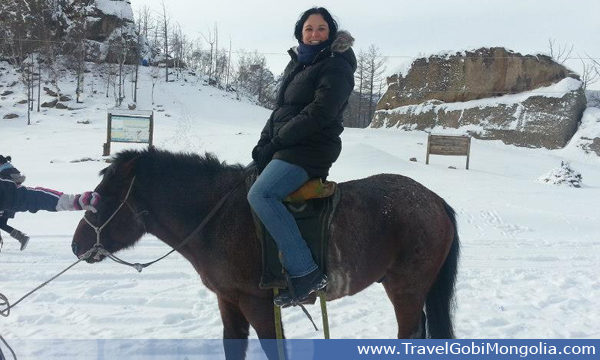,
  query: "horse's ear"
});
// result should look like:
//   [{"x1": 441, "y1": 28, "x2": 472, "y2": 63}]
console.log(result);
[{"x1": 122, "y1": 155, "x2": 141, "y2": 178}]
